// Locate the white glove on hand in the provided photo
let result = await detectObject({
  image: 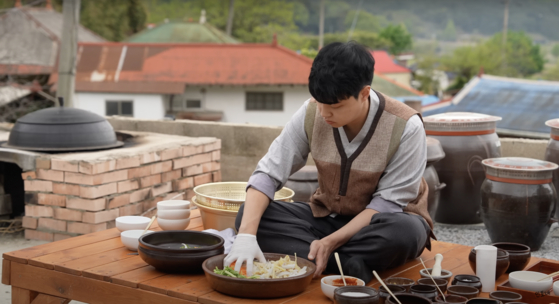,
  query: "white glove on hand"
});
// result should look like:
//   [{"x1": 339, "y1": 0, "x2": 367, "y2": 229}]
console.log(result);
[{"x1": 223, "y1": 233, "x2": 266, "y2": 276}]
